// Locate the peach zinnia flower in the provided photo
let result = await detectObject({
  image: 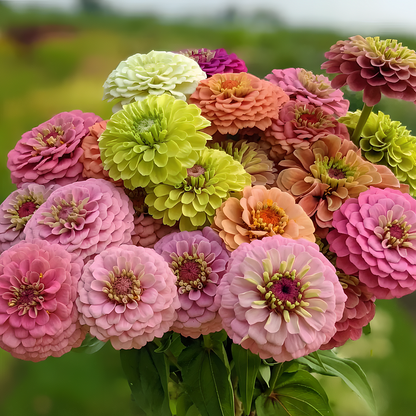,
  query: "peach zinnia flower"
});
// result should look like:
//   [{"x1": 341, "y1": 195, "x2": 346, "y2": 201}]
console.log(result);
[
  {"x1": 189, "y1": 72, "x2": 289, "y2": 135},
  {"x1": 276, "y1": 135, "x2": 403, "y2": 236},
  {"x1": 212, "y1": 185, "x2": 315, "y2": 251}
]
